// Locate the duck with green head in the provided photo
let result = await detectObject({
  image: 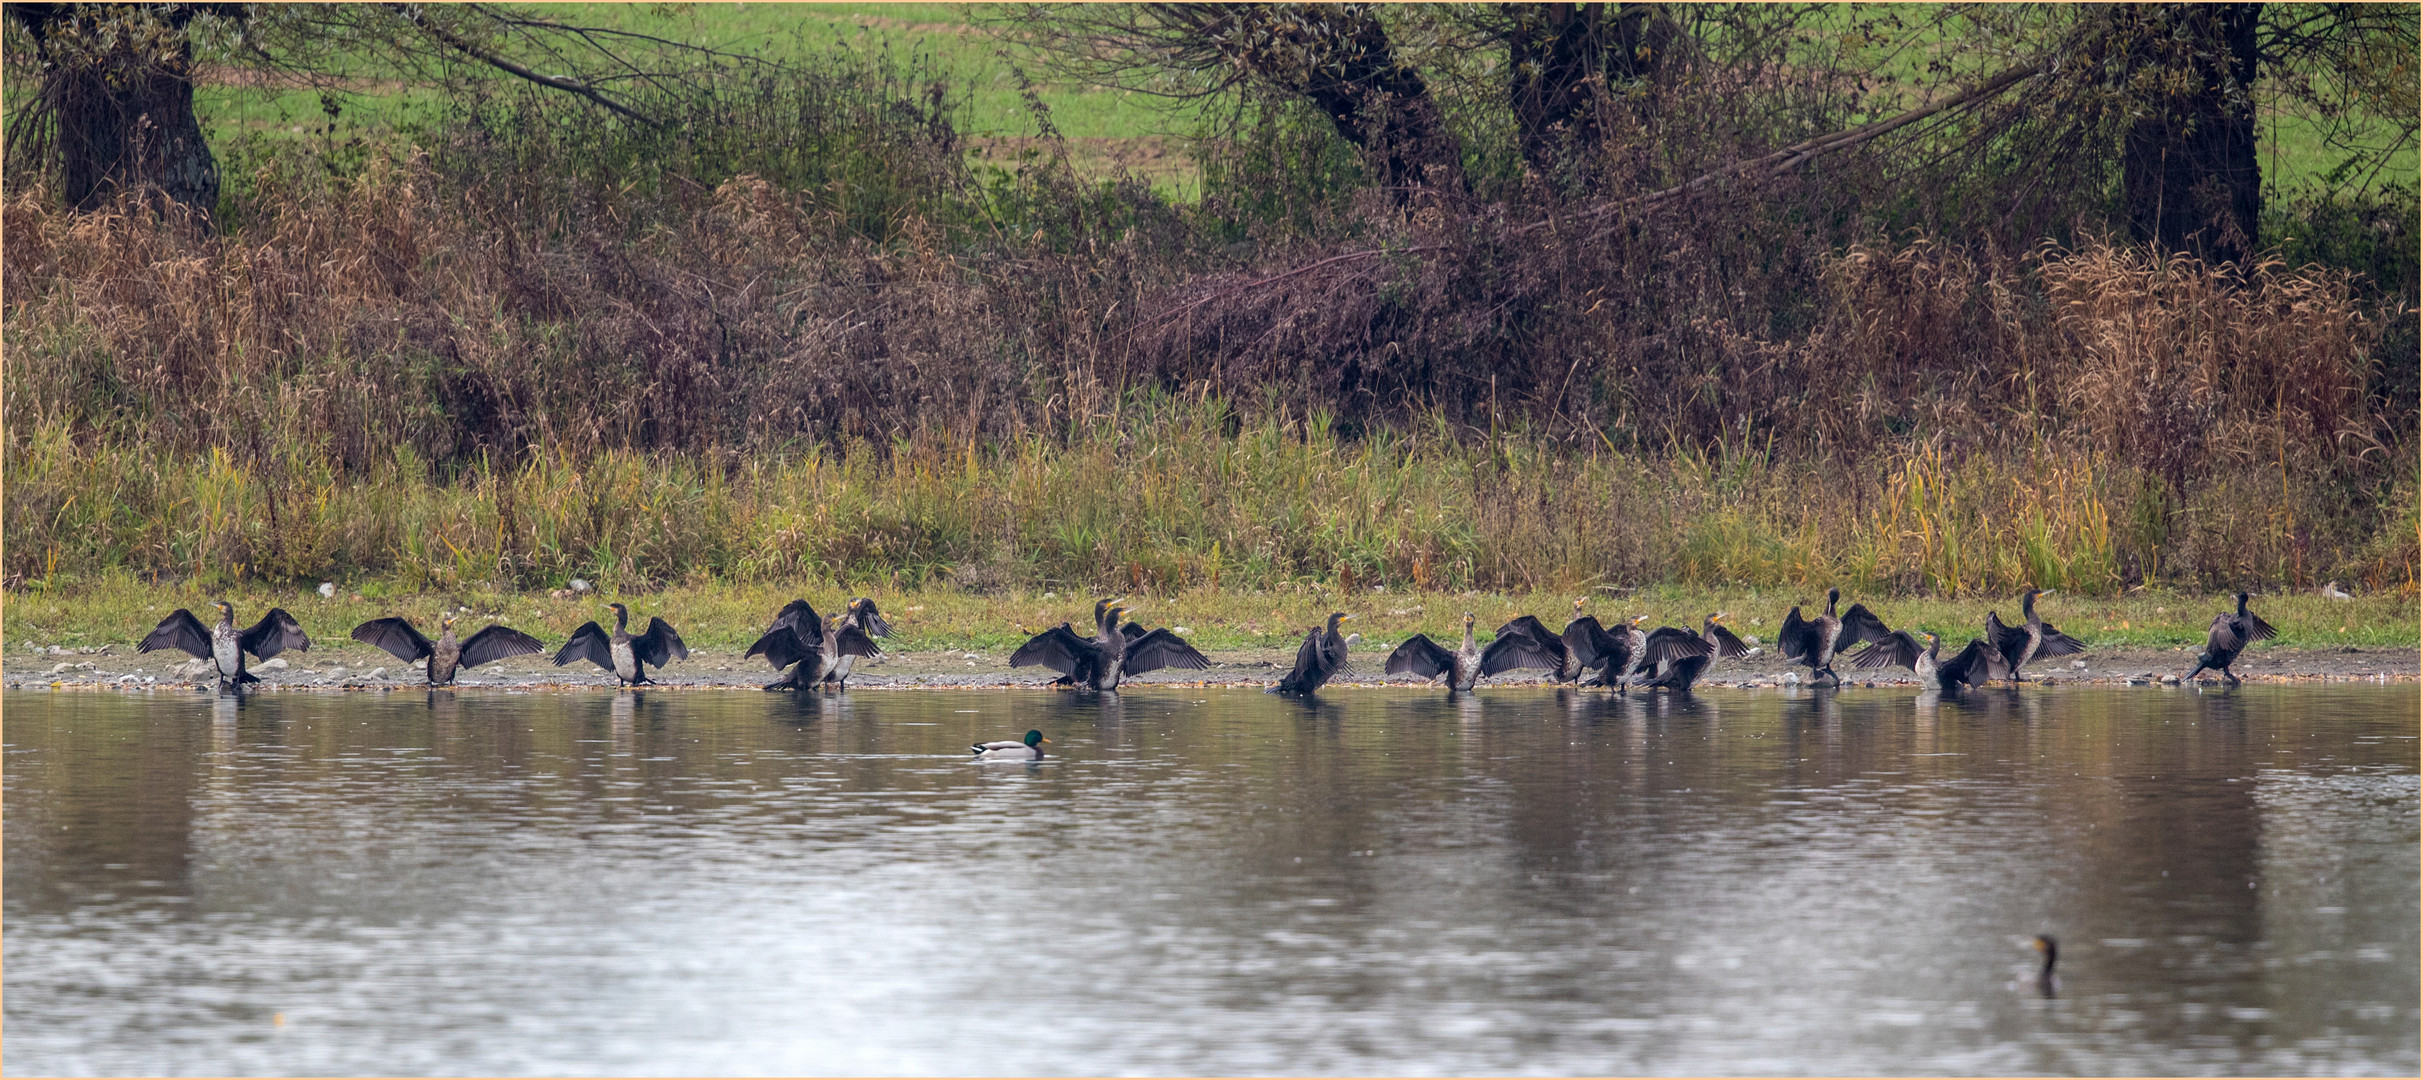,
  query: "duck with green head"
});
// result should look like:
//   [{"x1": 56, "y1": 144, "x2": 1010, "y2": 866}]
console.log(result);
[{"x1": 972, "y1": 729, "x2": 1050, "y2": 760}]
